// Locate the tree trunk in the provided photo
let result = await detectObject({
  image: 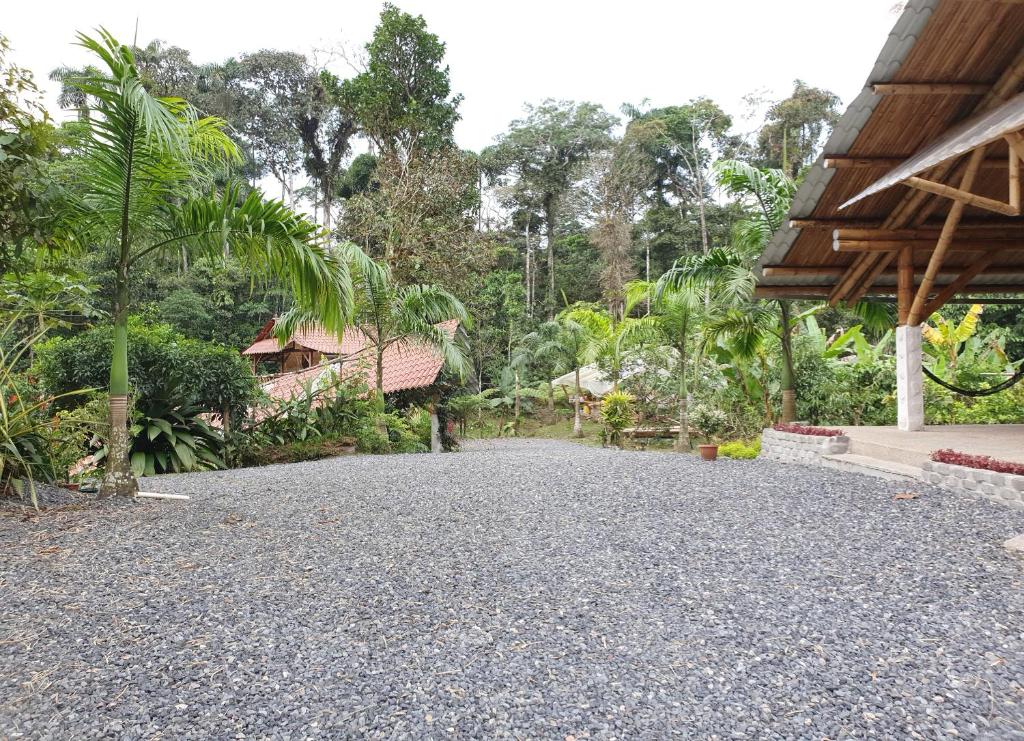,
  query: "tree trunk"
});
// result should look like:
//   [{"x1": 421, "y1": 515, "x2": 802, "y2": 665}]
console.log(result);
[
  {"x1": 544, "y1": 193, "x2": 557, "y2": 318},
  {"x1": 692, "y1": 124, "x2": 710, "y2": 256},
  {"x1": 572, "y1": 367, "x2": 583, "y2": 437},
  {"x1": 375, "y1": 348, "x2": 385, "y2": 405},
  {"x1": 513, "y1": 369, "x2": 521, "y2": 434},
  {"x1": 546, "y1": 380, "x2": 554, "y2": 422},
  {"x1": 675, "y1": 348, "x2": 691, "y2": 452},
  {"x1": 429, "y1": 395, "x2": 442, "y2": 453},
  {"x1": 779, "y1": 300, "x2": 797, "y2": 423},
  {"x1": 100, "y1": 270, "x2": 138, "y2": 497}
]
